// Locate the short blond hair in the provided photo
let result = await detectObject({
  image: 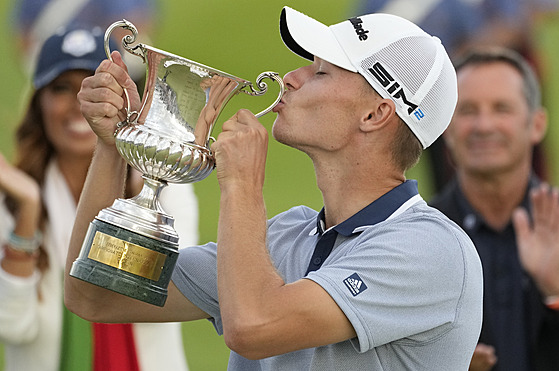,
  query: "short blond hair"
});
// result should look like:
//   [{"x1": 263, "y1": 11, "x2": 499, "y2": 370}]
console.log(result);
[{"x1": 392, "y1": 117, "x2": 423, "y2": 172}]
